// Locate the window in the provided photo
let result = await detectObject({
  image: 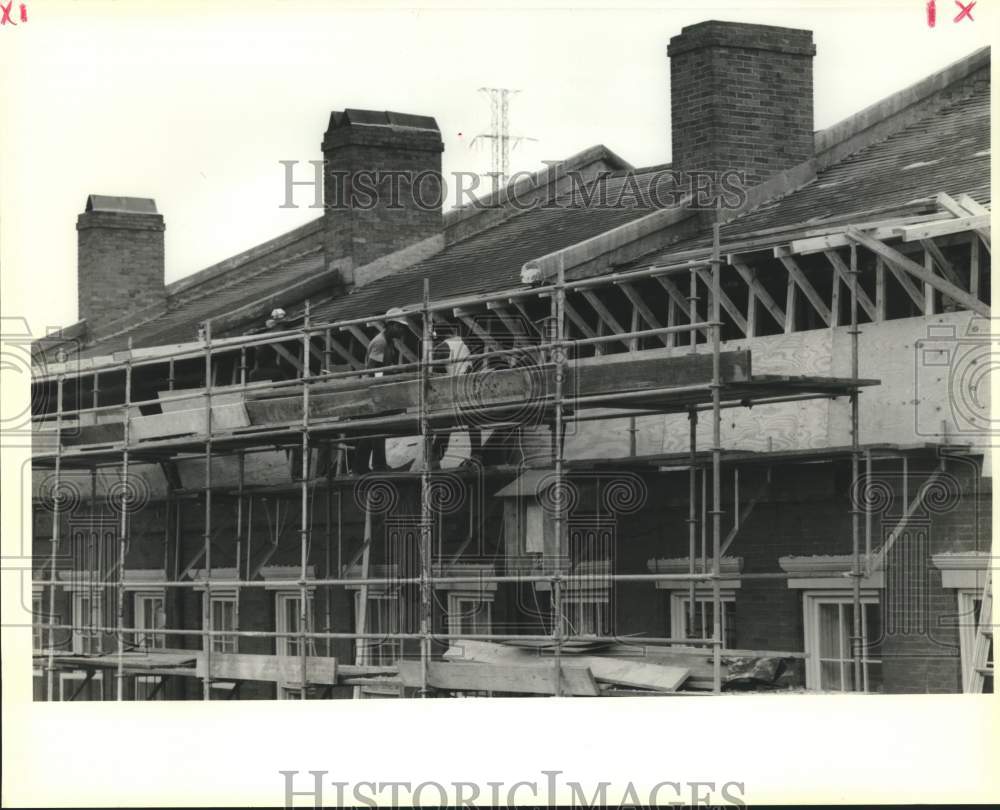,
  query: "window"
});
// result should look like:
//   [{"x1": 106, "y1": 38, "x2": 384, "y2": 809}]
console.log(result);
[
  {"x1": 931, "y1": 553, "x2": 991, "y2": 693},
  {"x1": 957, "y1": 588, "x2": 994, "y2": 691},
  {"x1": 206, "y1": 594, "x2": 238, "y2": 653},
  {"x1": 275, "y1": 592, "x2": 315, "y2": 659},
  {"x1": 133, "y1": 591, "x2": 166, "y2": 650},
  {"x1": 354, "y1": 591, "x2": 402, "y2": 665},
  {"x1": 803, "y1": 594, "x2": 883, "y2": 692},
  {"x1": 447, "y1": 593, "x2": 493, "y2": 637},
  {"x1": 59, "y1": 670, "x2": 103, "y2": 701},
  {"x1": 670, "y1": 592, "x2": 737, "y2": 649},
  {"x1": 131, "y1": 675, "x2": 163, "y2": 701},
  {"x1": 72, "y1": 592, "x2": 102, "y2": 655}
]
